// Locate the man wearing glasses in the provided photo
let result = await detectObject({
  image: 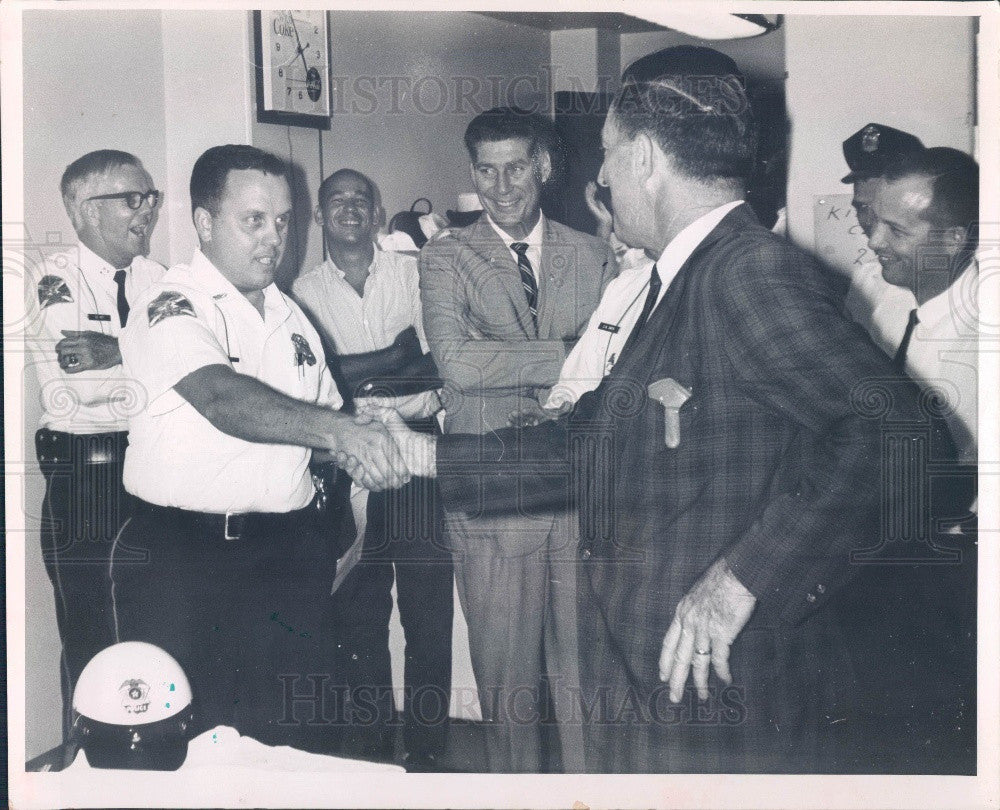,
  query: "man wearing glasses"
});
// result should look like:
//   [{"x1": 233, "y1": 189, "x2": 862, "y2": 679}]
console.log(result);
[{"x1": 26, "y1": 149, "x2": 164, "y2": 737}]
